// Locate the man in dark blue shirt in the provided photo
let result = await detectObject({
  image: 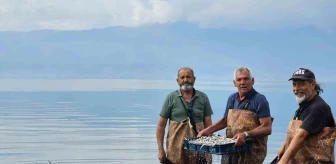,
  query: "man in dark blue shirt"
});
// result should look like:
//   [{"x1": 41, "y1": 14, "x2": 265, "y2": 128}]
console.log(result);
[
  {"x1": 198, "y1": 67, "x2": 273, "y2": 164},
  {"x1": 223, "y1": 88, "x2": 271, "y2": 119}
]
